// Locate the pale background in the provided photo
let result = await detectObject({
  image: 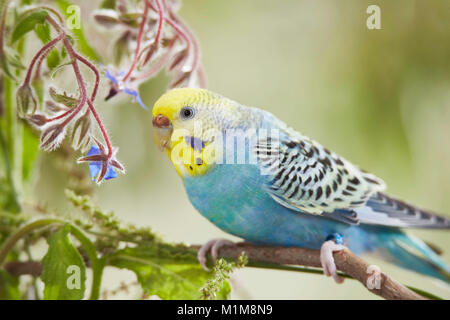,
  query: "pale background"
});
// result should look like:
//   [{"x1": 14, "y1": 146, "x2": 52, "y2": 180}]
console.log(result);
[{"x1": 35, "y1": 0, "x2": 450, "y2": 299}]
